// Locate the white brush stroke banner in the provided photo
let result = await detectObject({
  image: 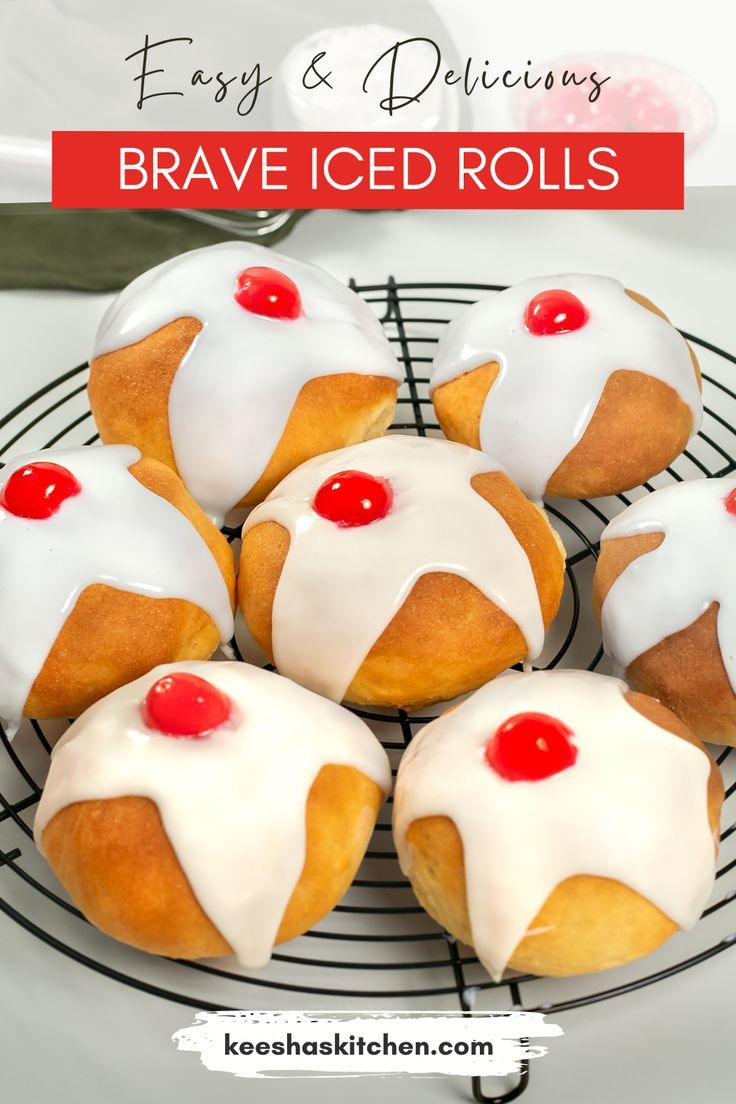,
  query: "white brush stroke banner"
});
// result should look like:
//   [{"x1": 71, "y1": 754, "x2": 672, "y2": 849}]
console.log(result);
[{"x1": 172, "y1": 1010, "x2": 563, "y2": 1078}]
